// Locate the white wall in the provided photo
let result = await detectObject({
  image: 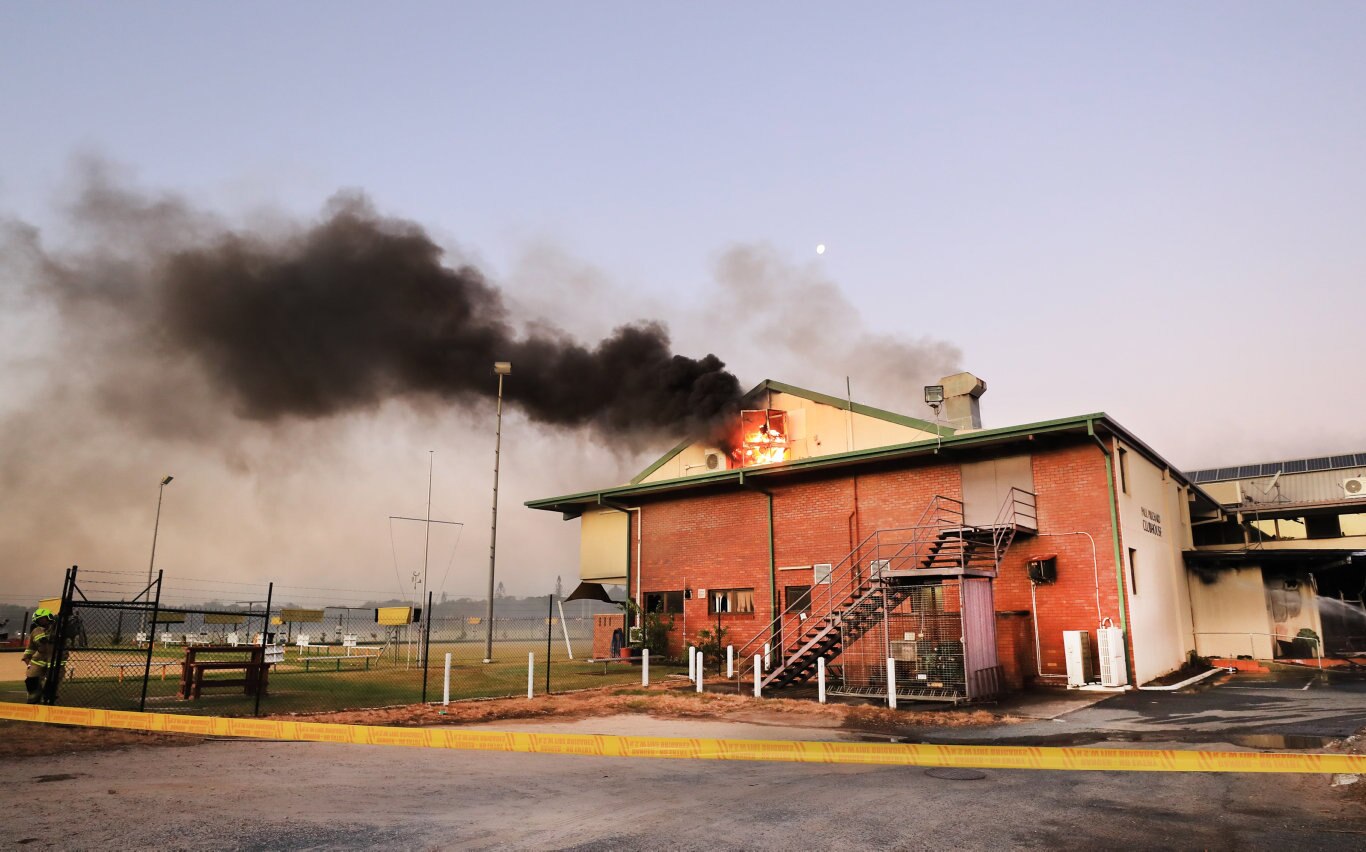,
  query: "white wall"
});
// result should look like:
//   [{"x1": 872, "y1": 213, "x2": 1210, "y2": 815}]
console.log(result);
[
  {"x1": 1115, "y1": 440, "x2": 1196, "y2": 684},
  {"x1": 1187, "y1": 567, "x2": 1275, "y2": 659}
]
